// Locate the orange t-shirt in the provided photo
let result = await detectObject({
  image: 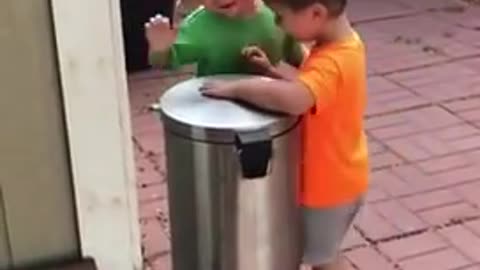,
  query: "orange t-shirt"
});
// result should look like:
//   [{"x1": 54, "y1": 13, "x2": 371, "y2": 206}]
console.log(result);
[{"x1": 297, "y1": 31, "x2": 369, "y2": 208}]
